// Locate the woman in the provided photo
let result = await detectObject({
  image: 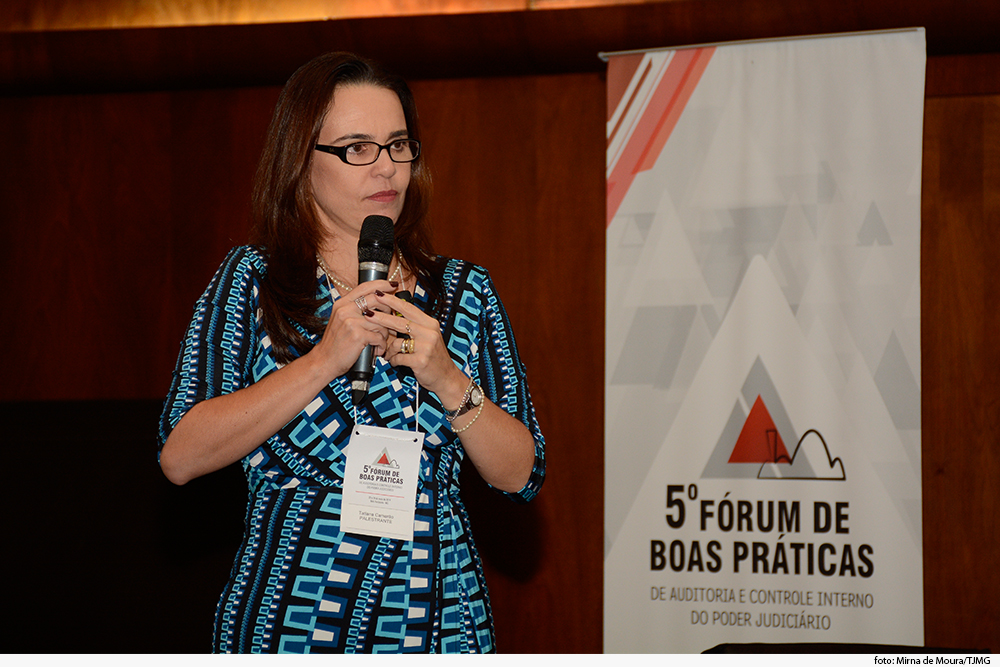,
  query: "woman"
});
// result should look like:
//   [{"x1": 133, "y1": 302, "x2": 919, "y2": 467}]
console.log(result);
[{"x1": 158, "y1": 52, "x2": 545, "y2": 653}]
